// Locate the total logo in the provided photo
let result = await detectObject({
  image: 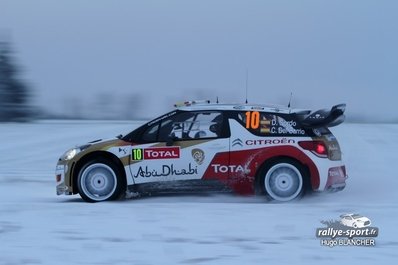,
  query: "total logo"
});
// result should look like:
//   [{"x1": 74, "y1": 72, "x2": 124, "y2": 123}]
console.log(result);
[
  {"x1": 211, "y1": 164, "x2": 250, "y2": 174},
  {"x1": 132, "y1": 146, "x2": 180, "y2": 161}
]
